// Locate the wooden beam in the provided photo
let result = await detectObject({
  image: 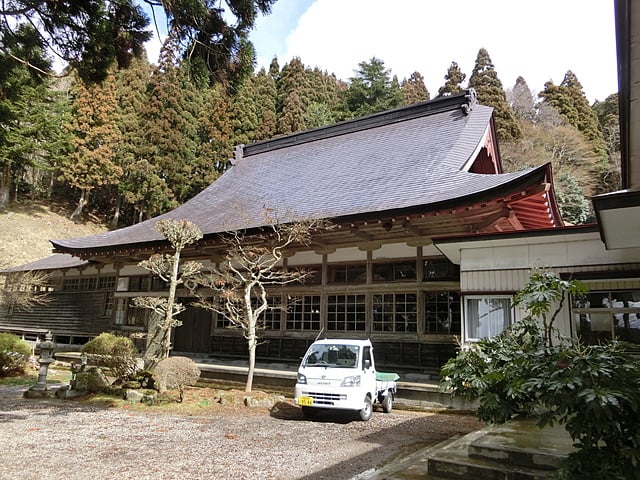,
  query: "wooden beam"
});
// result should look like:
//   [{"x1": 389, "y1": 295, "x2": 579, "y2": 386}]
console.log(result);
[
  {"x1": 402, "y1": 220, "x2": 423, "y2": 236},
  {"x1": 350, "y1": 226, "x2": 373, "y2": 241}
]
